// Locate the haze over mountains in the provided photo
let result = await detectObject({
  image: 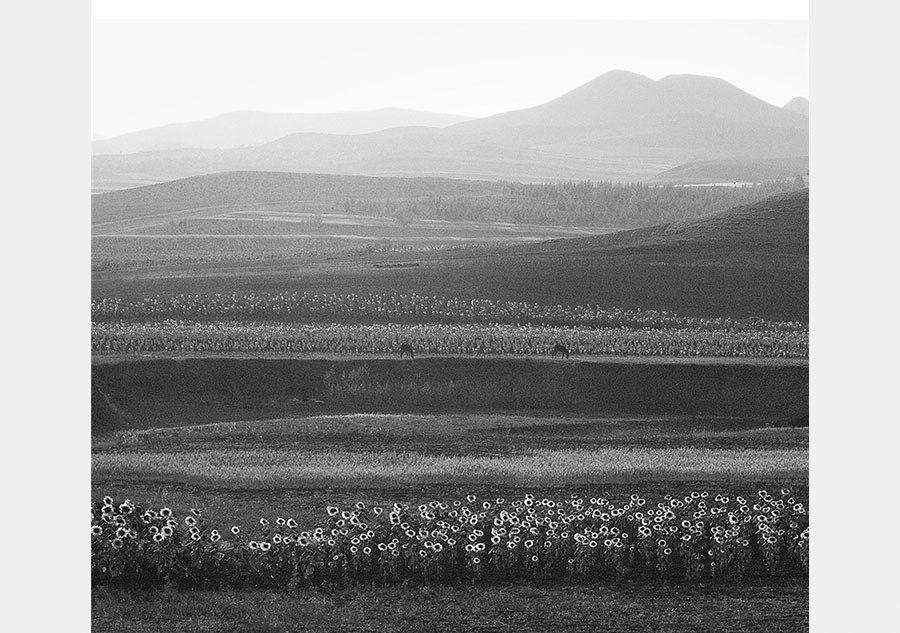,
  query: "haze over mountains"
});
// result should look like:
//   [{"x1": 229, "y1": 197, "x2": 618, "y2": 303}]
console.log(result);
[
  {"x1": 93, "y1": 71, "x2": 809, "y2": 188},
  {"x1": 92, "y1": 109, "x2": 473, "y2": 155}
]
